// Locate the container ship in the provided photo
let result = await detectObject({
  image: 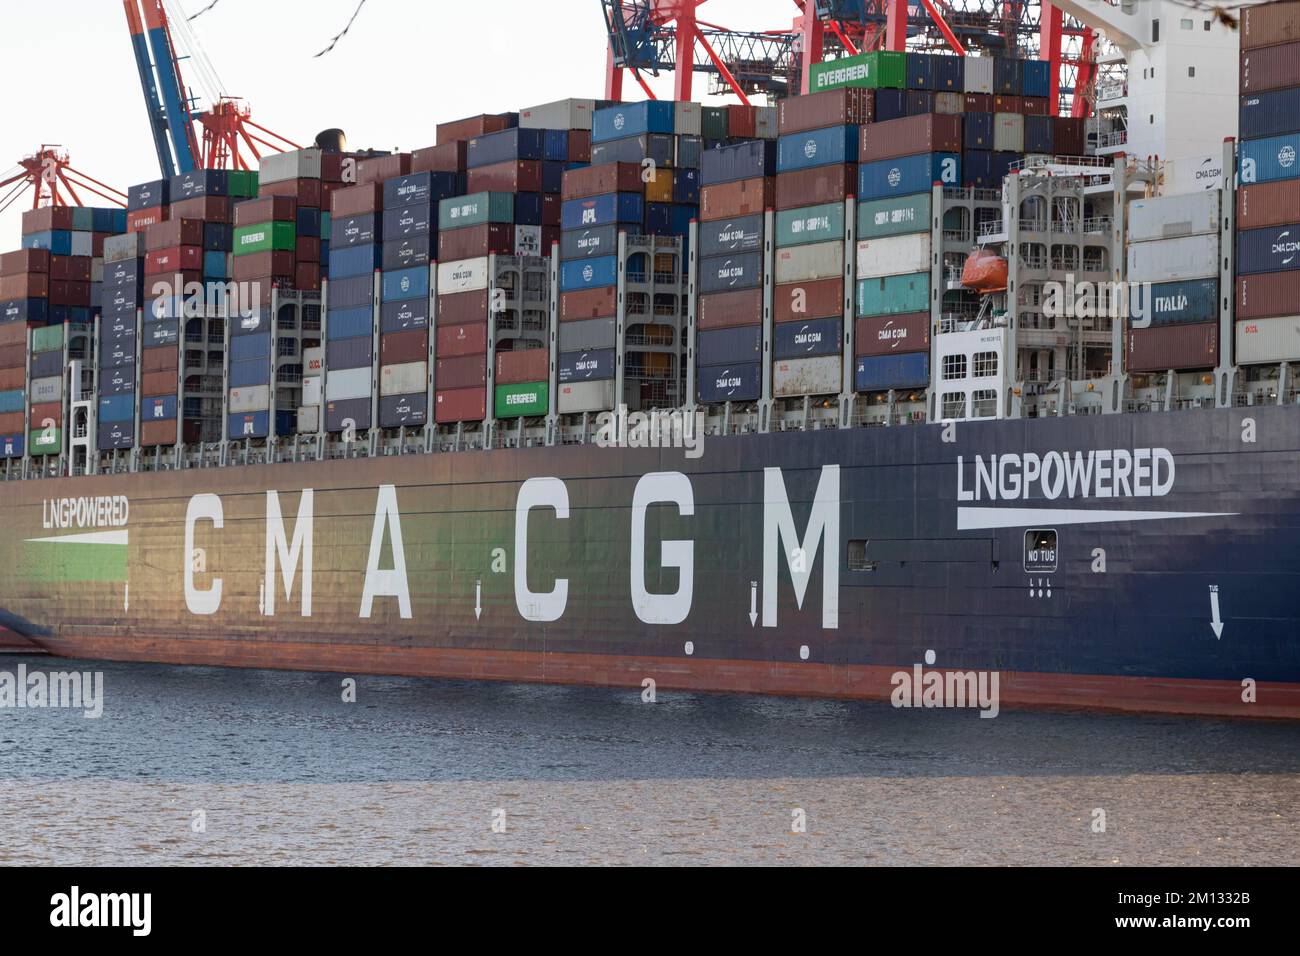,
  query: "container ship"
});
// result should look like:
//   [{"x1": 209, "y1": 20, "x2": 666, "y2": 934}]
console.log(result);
[{"x1": 0, "y1": 0, "x2": 1298, "y2": 718}]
